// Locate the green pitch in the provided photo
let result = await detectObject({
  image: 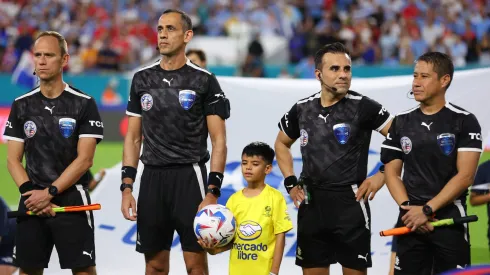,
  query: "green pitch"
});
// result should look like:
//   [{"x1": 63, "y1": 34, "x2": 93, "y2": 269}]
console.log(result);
[{"x1": 0, "y1": 143, "x2": 488, "y2": 264}]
